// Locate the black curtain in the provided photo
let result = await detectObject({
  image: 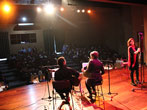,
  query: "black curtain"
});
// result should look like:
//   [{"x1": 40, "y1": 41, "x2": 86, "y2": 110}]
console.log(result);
[
  {"x1": 0, "y1": 32, "x2": 10, "y2": 58},
  {"x1": 55, "y1": 30, "x2": 65, "y2": 52},
  {"x1": 43, "y1": 29, "x2": 54, "y2": 55}
]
